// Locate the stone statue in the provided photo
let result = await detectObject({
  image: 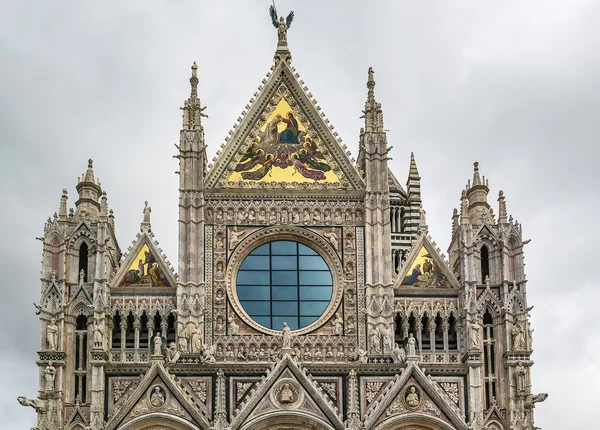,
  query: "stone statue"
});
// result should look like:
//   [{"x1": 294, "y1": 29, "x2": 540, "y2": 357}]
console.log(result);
[
  {"x1": 229, "y1": 226, "x2": 245, "y2": 250},
  {"x1": 515, "y1": 361, "x2": 527, "y2": 393},
  {"x1": 92, "y1": 318, "x2": 103, "y2": 349},
  {"x1": 178, "y1": 326, "x2": 189, "y2": 353},
  {"x1": 406, "y1": 386, "x2": 420, "y2": 407},
  {"x1": 324, "y1": 228, "x2": 338, "y2": 249},
  {"x1": 201, "y1": 344, "x2": 217, "y2": 363},
  {"x1": 17, "y1": 396, "x2": 44, "y2": 412},
  {"x1": 150, "y1": 386, "x2": 165, "y2": 407},
  {"x1": 166, "y1": 342, "x2": 180, "y2": 363},
  {"x1": 279, "y1": 383, "x2": 294, "y2": 403},
  {"x1": 407, "y1": 333, "x2": 417, "y2": 356},
  {"x1": 382, "y1": 327, "x2": 392, "y2": 353},
  {"x1": 143, "y1": 201, "x2": 151, "y2": 223},
  {"x1": 44, "y1": 362, "x2": 56, "y2": 392},
  {"x1": 228, "y1": 315, "x2": 240, "y2": 335},
  {"x1": 269, "y1": 5, "x2": 294, "y2": 48},
  {"x1": 46, "y1": 318, "x2": 58, "y2": 351},
  {"x1": 469, "y1": 320, "x2": 481, "y2": 350},
  {"x1": 191, "y1": 322, "x2": 202, "y2": 353},
  {"x1": 369, "y1": 327, "x2": 381, "y2": 353},
  {"x1": 153, "y1": 332, "x2": 163, "y2": 356},
  {"x1": 512, "y1": 323, "x2": 526, "y2": 351},
  {"x1": 358, "y1": 348, "x2": 368, "y2": 364},
  {"x1": 281, "y1": 322, "x2": 293, "y2": 350},
  {"x1": 391, "y1": 343, "x2": 406, "y2": 364},
  {"x1": 331, "y1": 312, "x2": 343, "y2": 335}
]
